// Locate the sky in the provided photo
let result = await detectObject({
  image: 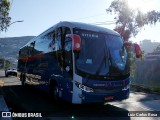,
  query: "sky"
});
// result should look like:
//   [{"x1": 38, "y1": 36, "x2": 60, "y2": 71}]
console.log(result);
[{"x1": 1, "y1": 0, "x2": 160, "y2": 43}]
